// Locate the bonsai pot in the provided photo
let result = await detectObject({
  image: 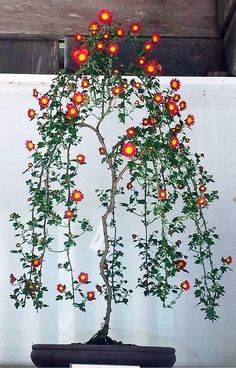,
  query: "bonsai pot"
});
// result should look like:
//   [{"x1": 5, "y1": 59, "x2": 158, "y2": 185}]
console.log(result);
[{"x1": 31, "y1": 343, "x2": 176, "y2": 367}]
